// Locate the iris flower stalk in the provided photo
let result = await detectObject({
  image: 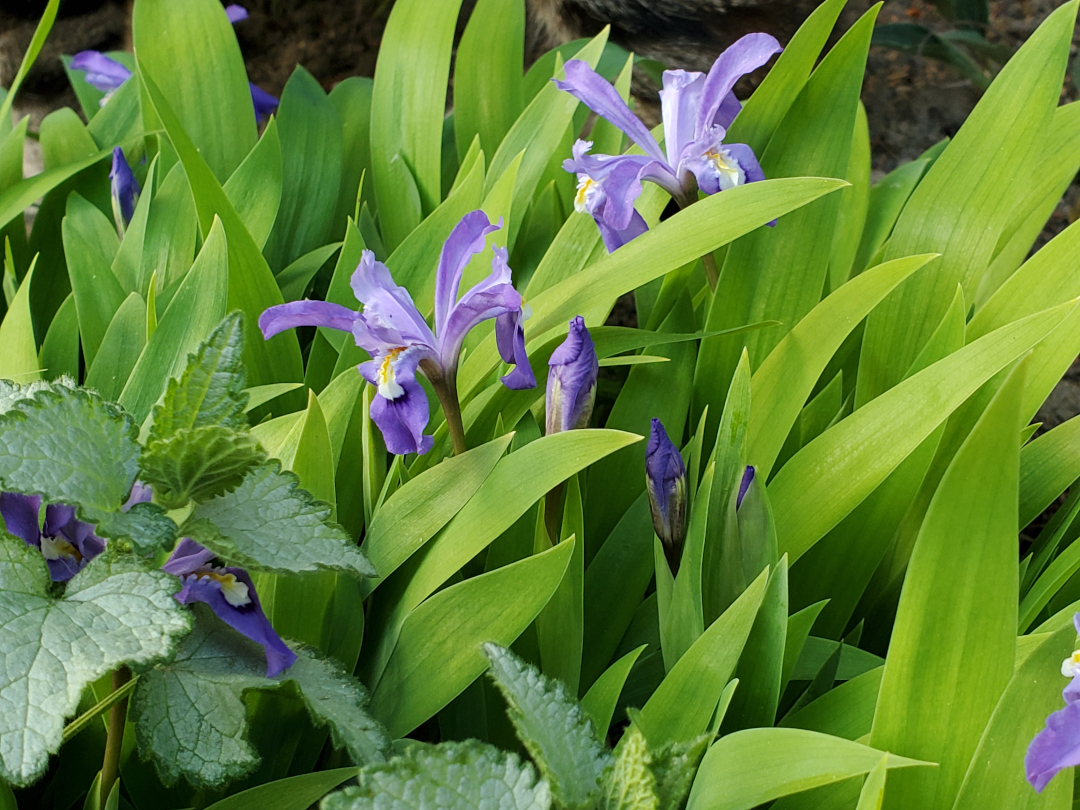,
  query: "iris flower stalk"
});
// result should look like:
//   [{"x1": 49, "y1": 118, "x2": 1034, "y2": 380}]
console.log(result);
[
  {"x1": 542, "y1": 315, "x2": 599, "y2": 540},
  {"x1": 260, "y1": 210, "x2": 534, "y2": 457},
  {"x1": 1026, "y1": 613, "x2": 1080, "y2": 792},
  {"x1": 554, "y1": 33, "x2": 780, "y2": 287},
  {"x1": 646, "y1": 418, "x2": 687, "y2": 575}
]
